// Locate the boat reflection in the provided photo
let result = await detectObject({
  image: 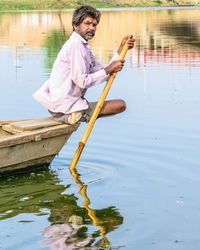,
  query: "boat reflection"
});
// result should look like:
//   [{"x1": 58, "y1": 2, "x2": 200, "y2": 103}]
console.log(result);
[
  {"x1": 0, "y1": 167, "x2": 123, "y2": 249},
  {"x1": 41, "y1": 166, "x2": 123, "y2": 249}
]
